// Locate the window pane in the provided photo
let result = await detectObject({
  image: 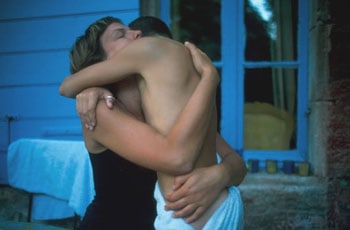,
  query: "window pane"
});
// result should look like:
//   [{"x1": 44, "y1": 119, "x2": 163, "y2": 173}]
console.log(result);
[
  {"x1": 244, "y1": 68, "x2": 297, "y2": 150},
  {"x1": 244, "y1": 0, "x2": 298, "y2": 61},
  {"x1": 170, "y1": 0, "x2": 221, "y2": 60}
]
